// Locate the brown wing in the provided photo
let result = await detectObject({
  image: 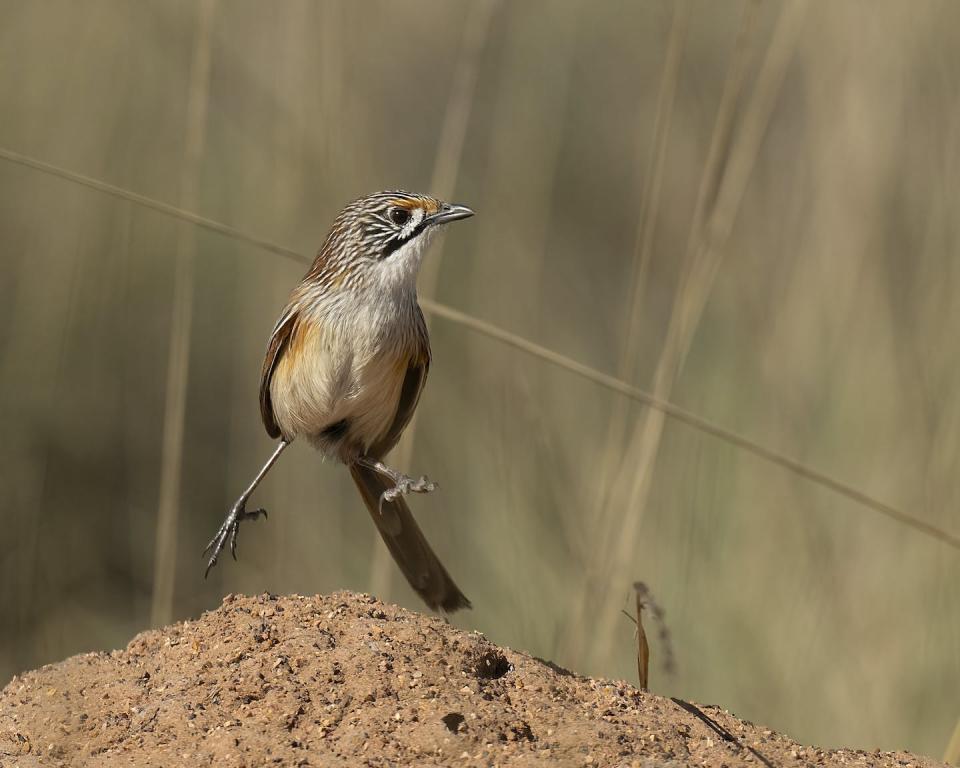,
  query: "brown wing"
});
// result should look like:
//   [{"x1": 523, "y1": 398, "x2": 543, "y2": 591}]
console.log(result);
[
  {"x1": 258, "y1": 308, "x2": 298, "y2": 439},
  {"x1": 369, "y1": 307, "x2": 431, "y2": 459}
]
